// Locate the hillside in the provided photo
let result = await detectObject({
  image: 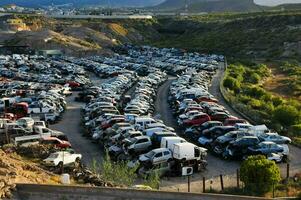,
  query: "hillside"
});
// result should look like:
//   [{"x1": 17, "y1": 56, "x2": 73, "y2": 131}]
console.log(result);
[
  {"x1": 154, "y1": 0, "x2": 264, "y2": 12},
  {"x1": 152, "y1": 11, "x2": 301, "y2": 60},
  {"x1": 0, "y1": 0, "x2": 164, "y2": 8},
  {"x1": 1, "y1": 15, "x2": 158, "y2": 56}
]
